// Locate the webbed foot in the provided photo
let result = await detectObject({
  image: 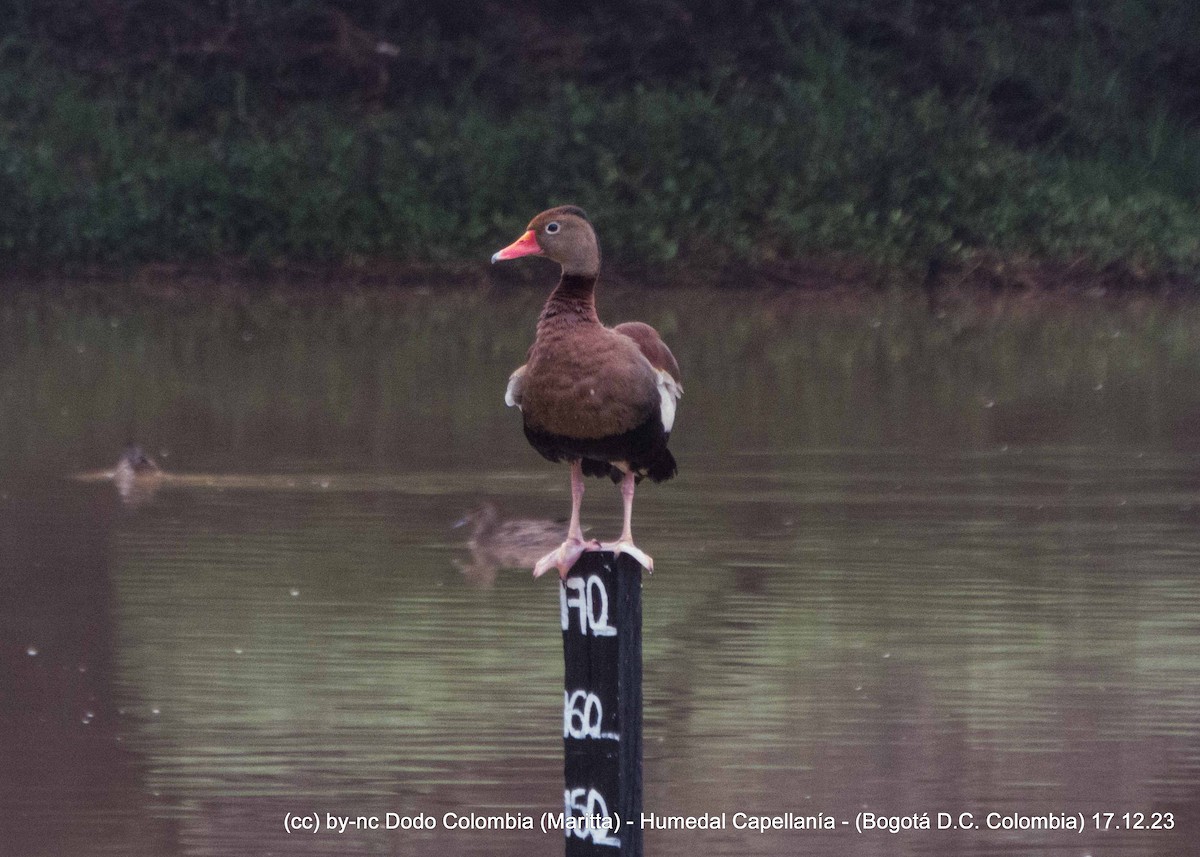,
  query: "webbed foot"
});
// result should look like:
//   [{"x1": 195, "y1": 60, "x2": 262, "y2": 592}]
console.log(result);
[
  {"x1": 533, "y1": 538, "x2": 603, "y2": 579},
  {"x1": 600, "y1": 540, "x2": 654, "y2": 573}
]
